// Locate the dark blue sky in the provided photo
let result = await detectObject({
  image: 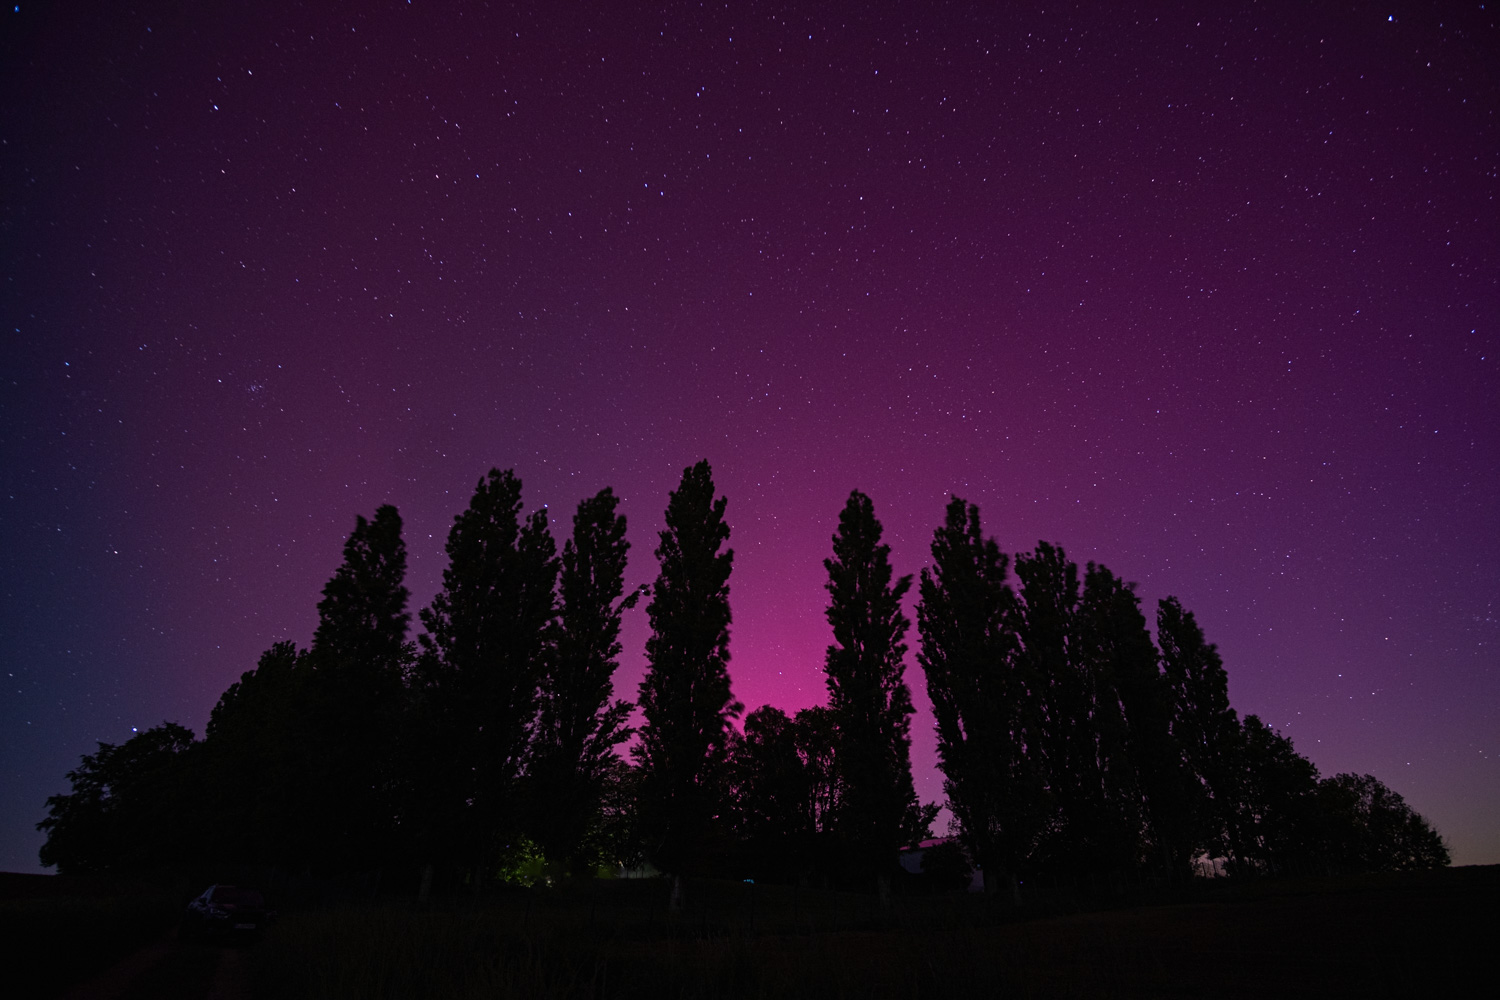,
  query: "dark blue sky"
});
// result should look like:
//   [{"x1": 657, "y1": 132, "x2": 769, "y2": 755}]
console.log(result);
[{"x1": 3, "y1": 1, "x2": 1496, "y2": 870}]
